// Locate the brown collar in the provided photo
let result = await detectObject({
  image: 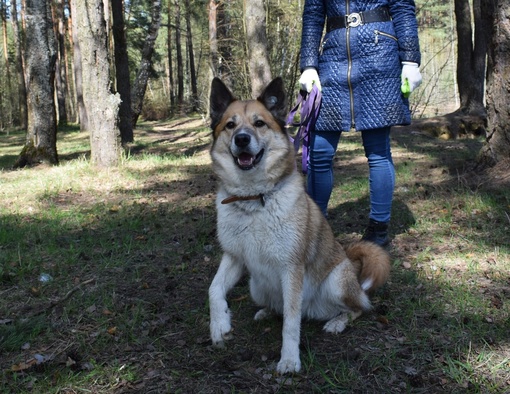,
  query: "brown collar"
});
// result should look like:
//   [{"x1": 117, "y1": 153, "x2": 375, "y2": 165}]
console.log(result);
[{"x1": 221, "y1": 194, "x2": 265, "y2": 207}]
